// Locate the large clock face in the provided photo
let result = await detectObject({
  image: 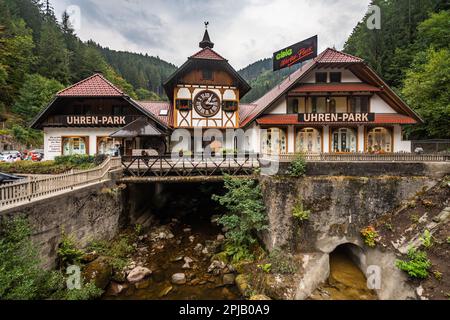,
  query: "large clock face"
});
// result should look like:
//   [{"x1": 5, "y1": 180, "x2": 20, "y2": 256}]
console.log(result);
[{"x1": 194, "y1": 90, "x2": 220, "y2": 118}]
